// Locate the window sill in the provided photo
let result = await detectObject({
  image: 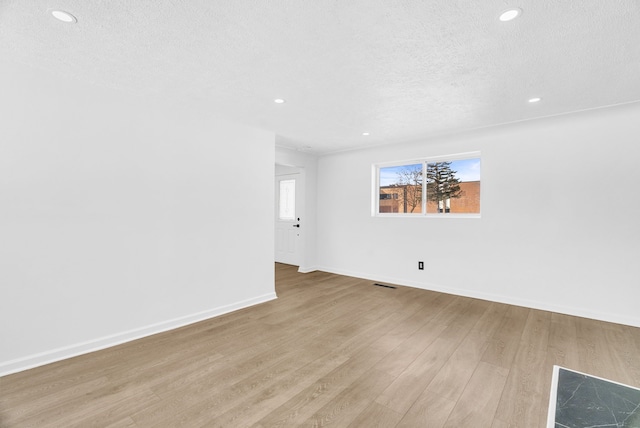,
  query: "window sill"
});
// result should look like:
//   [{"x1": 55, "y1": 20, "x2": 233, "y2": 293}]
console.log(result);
[{"x1": 374, "y1": 213, "x2": 481, "y2": 219}]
